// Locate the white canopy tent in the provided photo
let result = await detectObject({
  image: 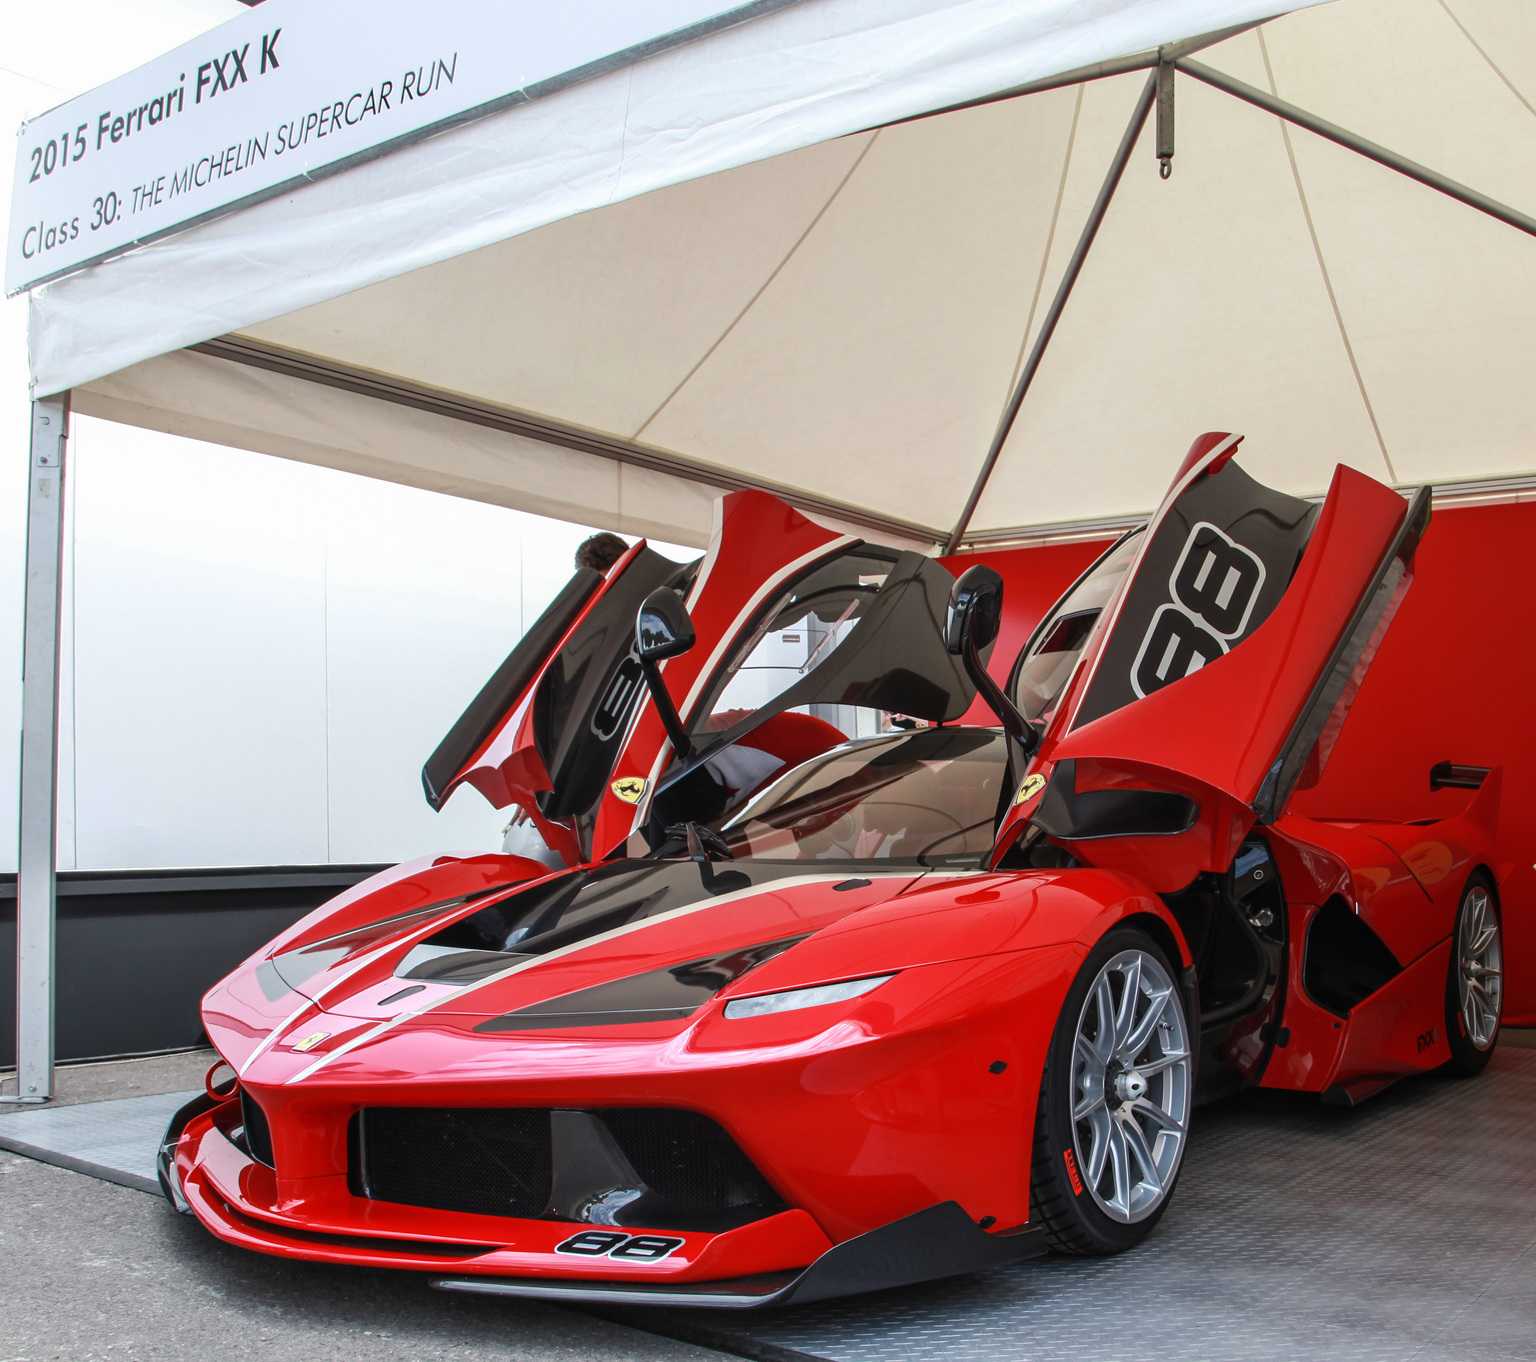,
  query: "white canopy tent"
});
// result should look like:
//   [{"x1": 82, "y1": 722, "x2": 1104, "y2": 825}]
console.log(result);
[{"x1": 10, "y1": 0, "x2": 1534, "y2": 1097}]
